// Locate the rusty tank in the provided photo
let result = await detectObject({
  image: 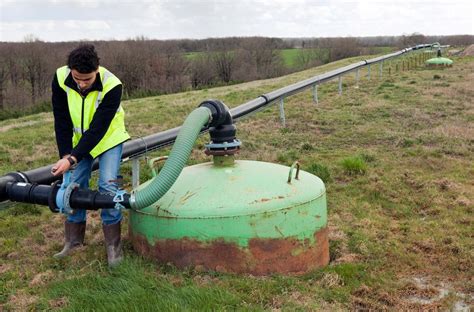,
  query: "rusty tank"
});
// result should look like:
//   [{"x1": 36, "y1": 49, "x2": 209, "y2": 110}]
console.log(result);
[{"x1": 129, "y1": 155, "x2": 329, "y2": 275}]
